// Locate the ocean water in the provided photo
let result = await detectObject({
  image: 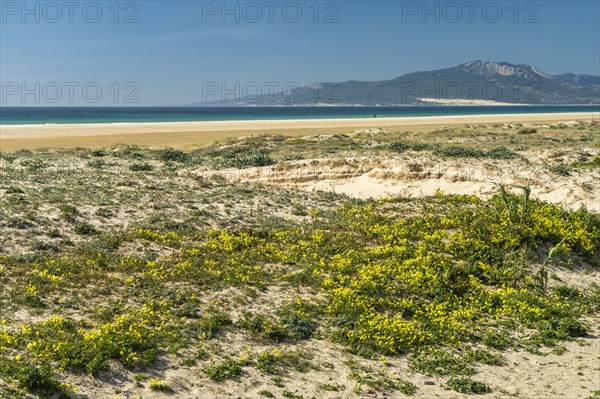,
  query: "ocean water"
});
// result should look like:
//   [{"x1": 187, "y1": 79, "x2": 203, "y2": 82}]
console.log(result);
[{"x1": 1, "y1": 106, "x2": 599, "y2": 125}]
